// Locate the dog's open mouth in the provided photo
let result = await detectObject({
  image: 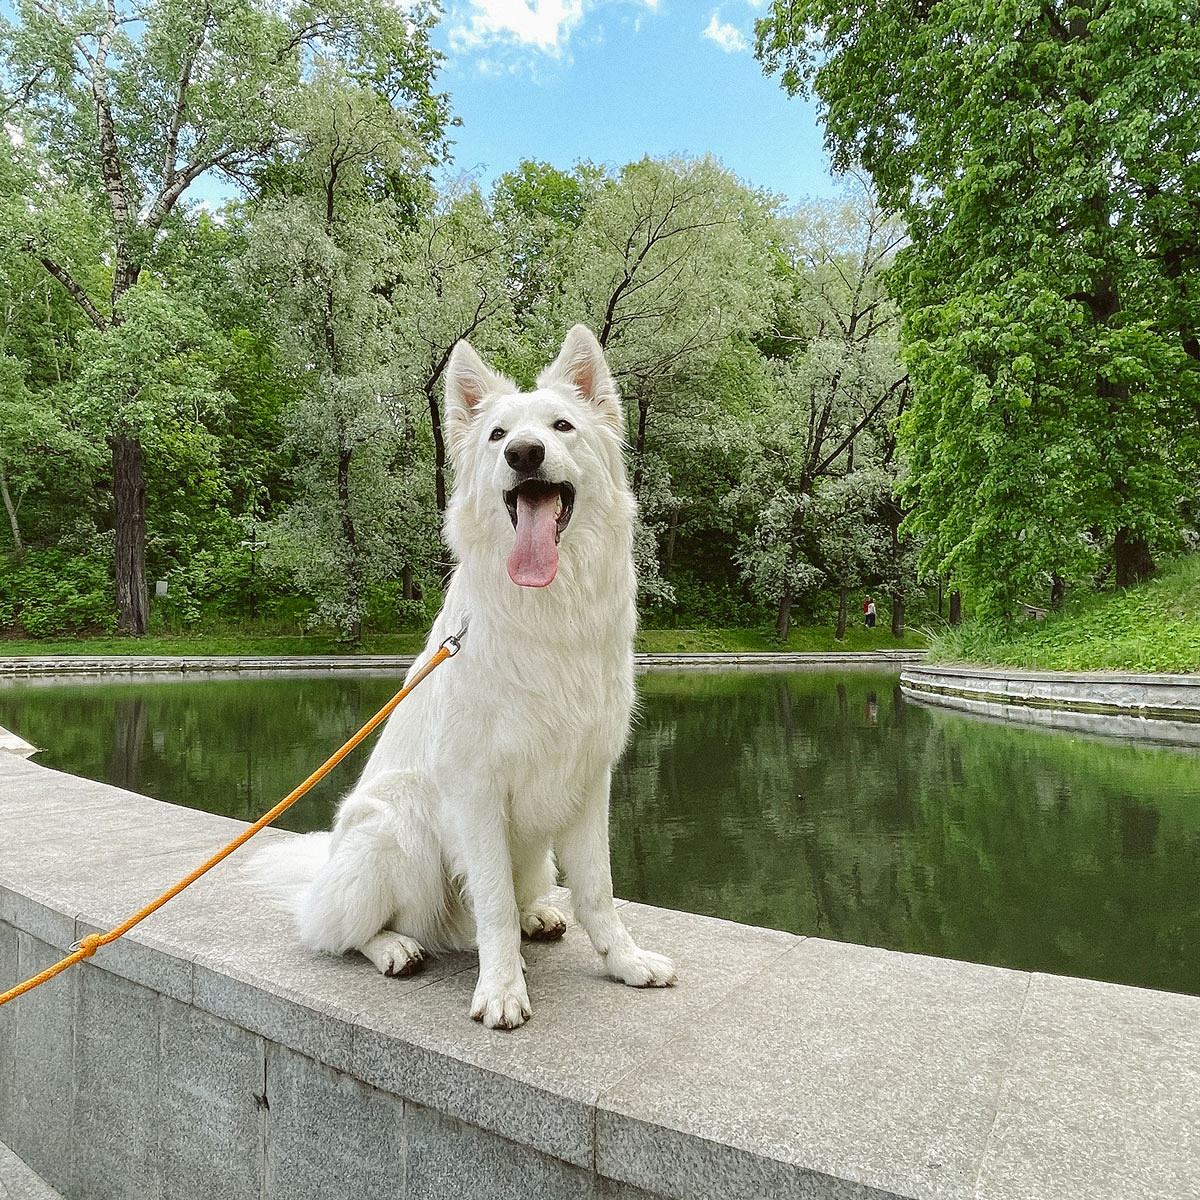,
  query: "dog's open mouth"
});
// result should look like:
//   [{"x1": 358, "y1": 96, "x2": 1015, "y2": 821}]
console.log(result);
[{"x1": 503, "y1": 480, "x2": 575, "y2": 588}]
